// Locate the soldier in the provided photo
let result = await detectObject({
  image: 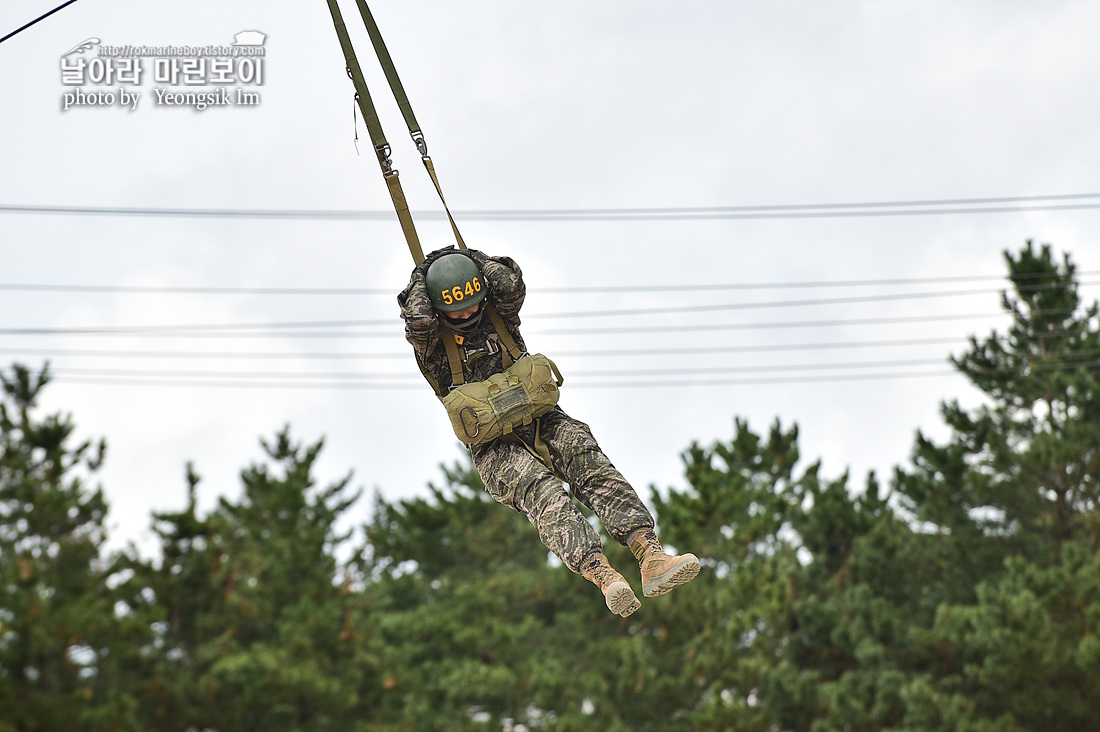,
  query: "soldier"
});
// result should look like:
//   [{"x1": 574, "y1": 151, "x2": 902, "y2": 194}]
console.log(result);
[{"x1": 398, "y1": 247, "x2": 700, "y2": 617}]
